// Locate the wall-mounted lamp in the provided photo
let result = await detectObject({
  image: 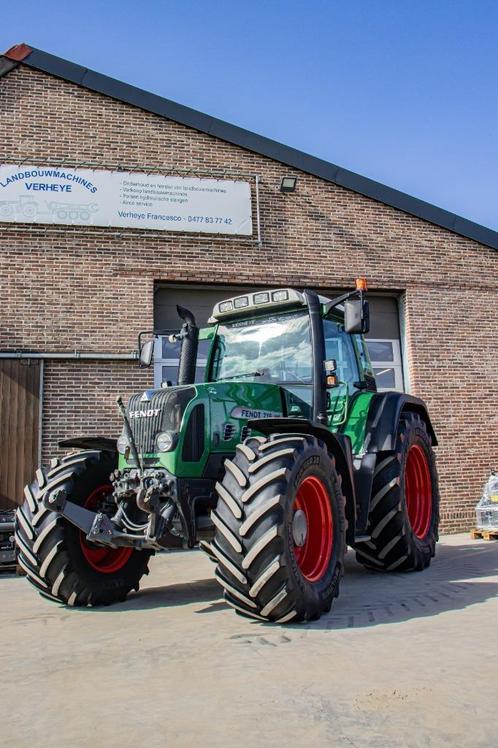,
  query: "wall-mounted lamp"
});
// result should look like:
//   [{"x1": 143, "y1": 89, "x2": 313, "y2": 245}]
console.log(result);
[{"x1": 280, "y1": 176, "x2": 297, "y2": 193}]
